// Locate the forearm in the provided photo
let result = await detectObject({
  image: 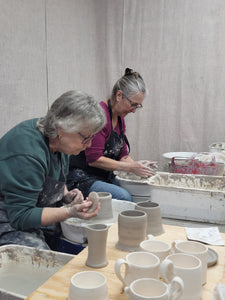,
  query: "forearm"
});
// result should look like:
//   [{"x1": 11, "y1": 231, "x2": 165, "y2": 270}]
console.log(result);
[
  {"x1": 89, "y1": 156, "x2": 133, "y2": 172},
  {"x1": 89, "y1": 156, "x2": 153, "y2": 177},
  {"x1": 120, "y1": 155, "x2": 134, "y2": 163},
  {"x1": 41, "y1": 207, "x2": 69, "y2": 226},
  {"x1": 89, "y1": 156, "x2": 122, "y2": 171}
]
